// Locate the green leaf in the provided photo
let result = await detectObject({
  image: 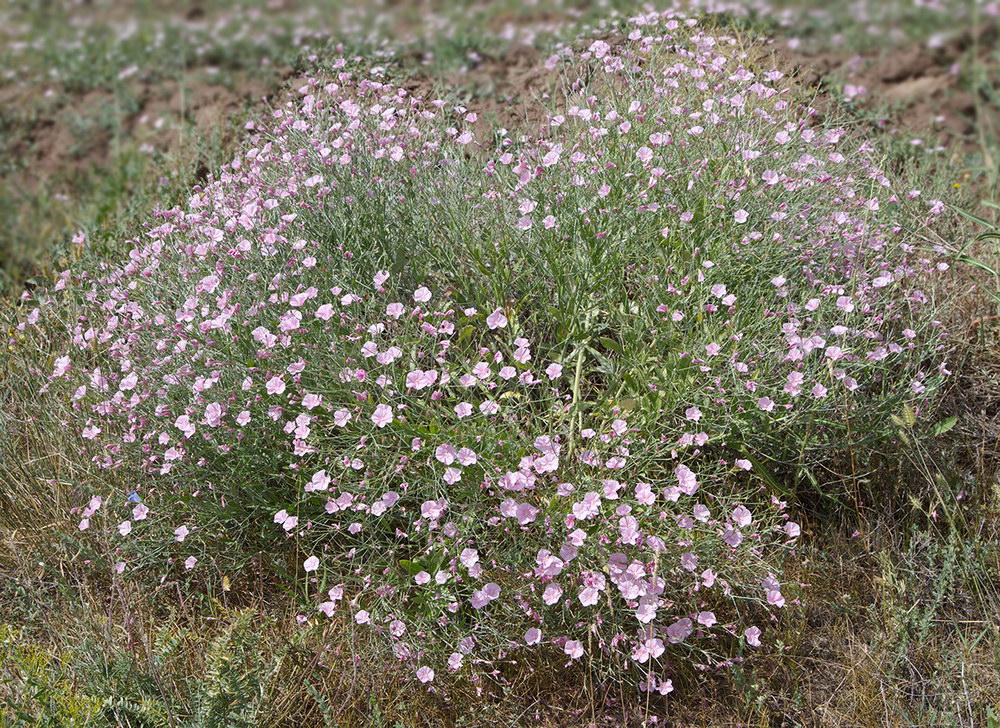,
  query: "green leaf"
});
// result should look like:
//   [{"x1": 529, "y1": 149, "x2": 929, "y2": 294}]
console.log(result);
[
  {"x1": 931, "y1": 416, "x2": 958, "y2": 437},
  {"x1": 599, "y1": 337, "x2": 624, "y2": 356}
]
